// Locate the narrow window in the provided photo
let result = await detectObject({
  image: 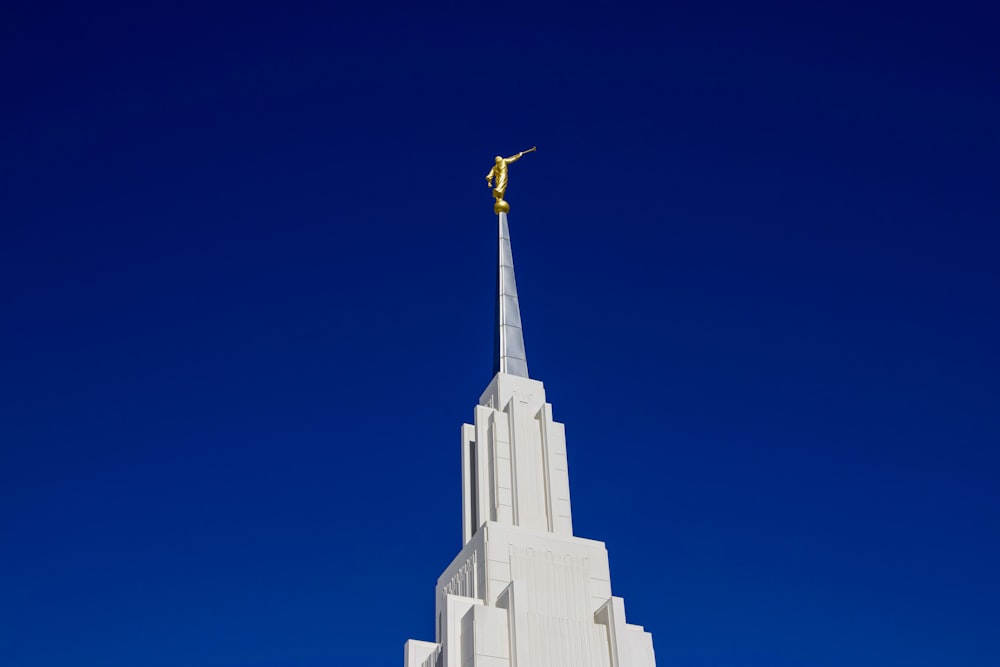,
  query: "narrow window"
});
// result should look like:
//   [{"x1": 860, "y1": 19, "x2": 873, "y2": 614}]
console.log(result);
[{"x1": 469, "y1": 440, "x2": 478, "y2": 530}]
